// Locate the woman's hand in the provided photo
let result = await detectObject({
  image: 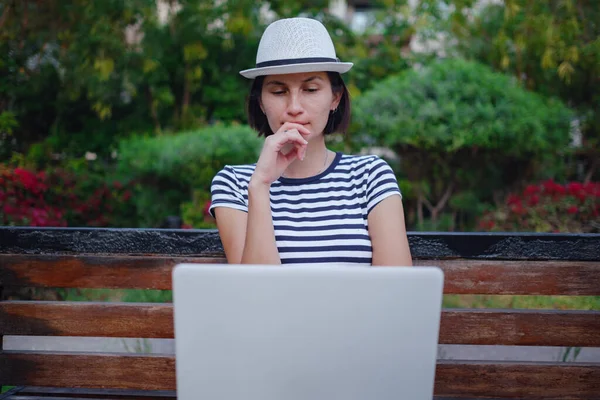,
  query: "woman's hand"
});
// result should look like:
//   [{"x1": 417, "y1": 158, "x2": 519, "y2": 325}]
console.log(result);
[{"x1": 252, "y1": 123, "x2": 311, "y2": 185}]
